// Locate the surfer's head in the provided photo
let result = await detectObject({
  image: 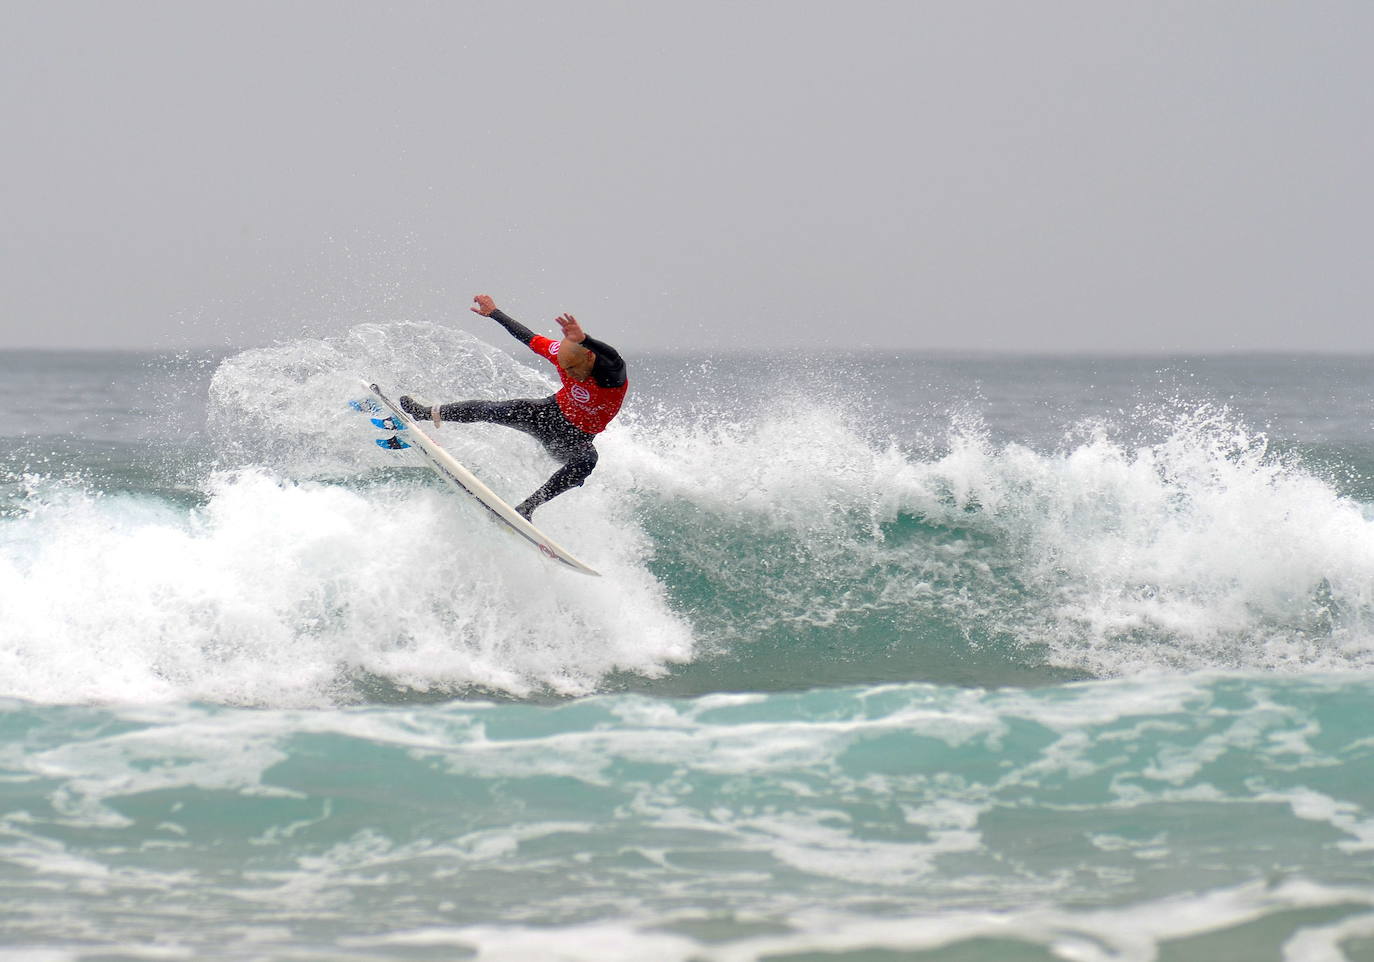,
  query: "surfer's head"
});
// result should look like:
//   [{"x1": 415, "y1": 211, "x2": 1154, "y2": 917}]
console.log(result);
[{"x1": 557, "y1": 340, "x2": 596, "y2": 380}]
